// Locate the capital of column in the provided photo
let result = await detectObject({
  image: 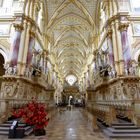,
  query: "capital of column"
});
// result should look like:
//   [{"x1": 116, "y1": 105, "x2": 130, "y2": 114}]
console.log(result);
[
  {"x1": 107, "y1": 15, "x2": 119, "y2": 26},
  {"x1": 13, "y1": 23, "x2": 24, "y2": 31},
  {"x1": 24, "y1": 16, "x2": 36, "y2": 27},
  {"x1": 118, "y1": 23, "x2": 129, "y2": 32}
]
